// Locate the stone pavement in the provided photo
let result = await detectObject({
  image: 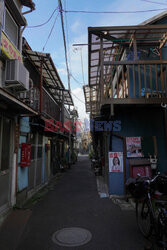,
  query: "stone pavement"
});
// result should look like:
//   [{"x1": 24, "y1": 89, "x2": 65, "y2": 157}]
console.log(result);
[{"x1": 0, "y1": 156, "x2": 148, "y2": 250}]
